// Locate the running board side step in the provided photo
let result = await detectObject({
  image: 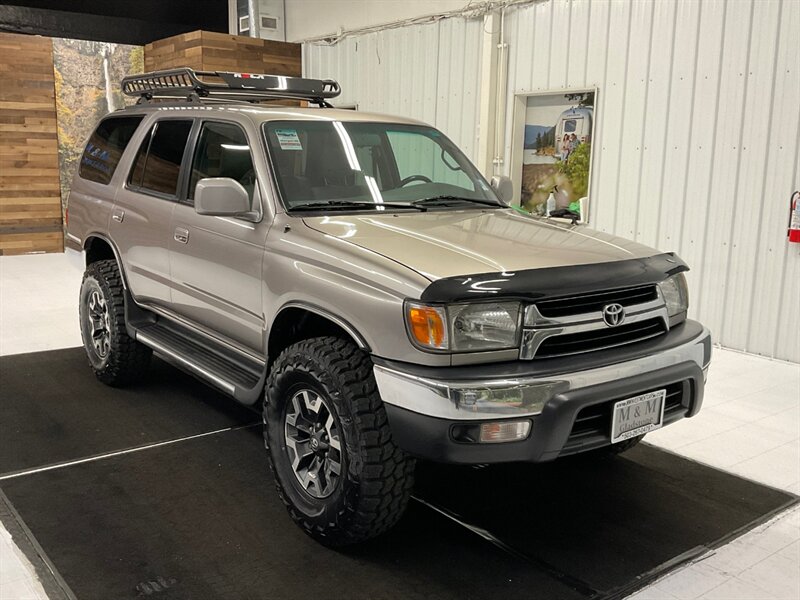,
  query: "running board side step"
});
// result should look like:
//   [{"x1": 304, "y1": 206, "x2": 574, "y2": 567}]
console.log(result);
[{"x1": 133, "y1": 320, "x2": 266, "y2": 405}]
